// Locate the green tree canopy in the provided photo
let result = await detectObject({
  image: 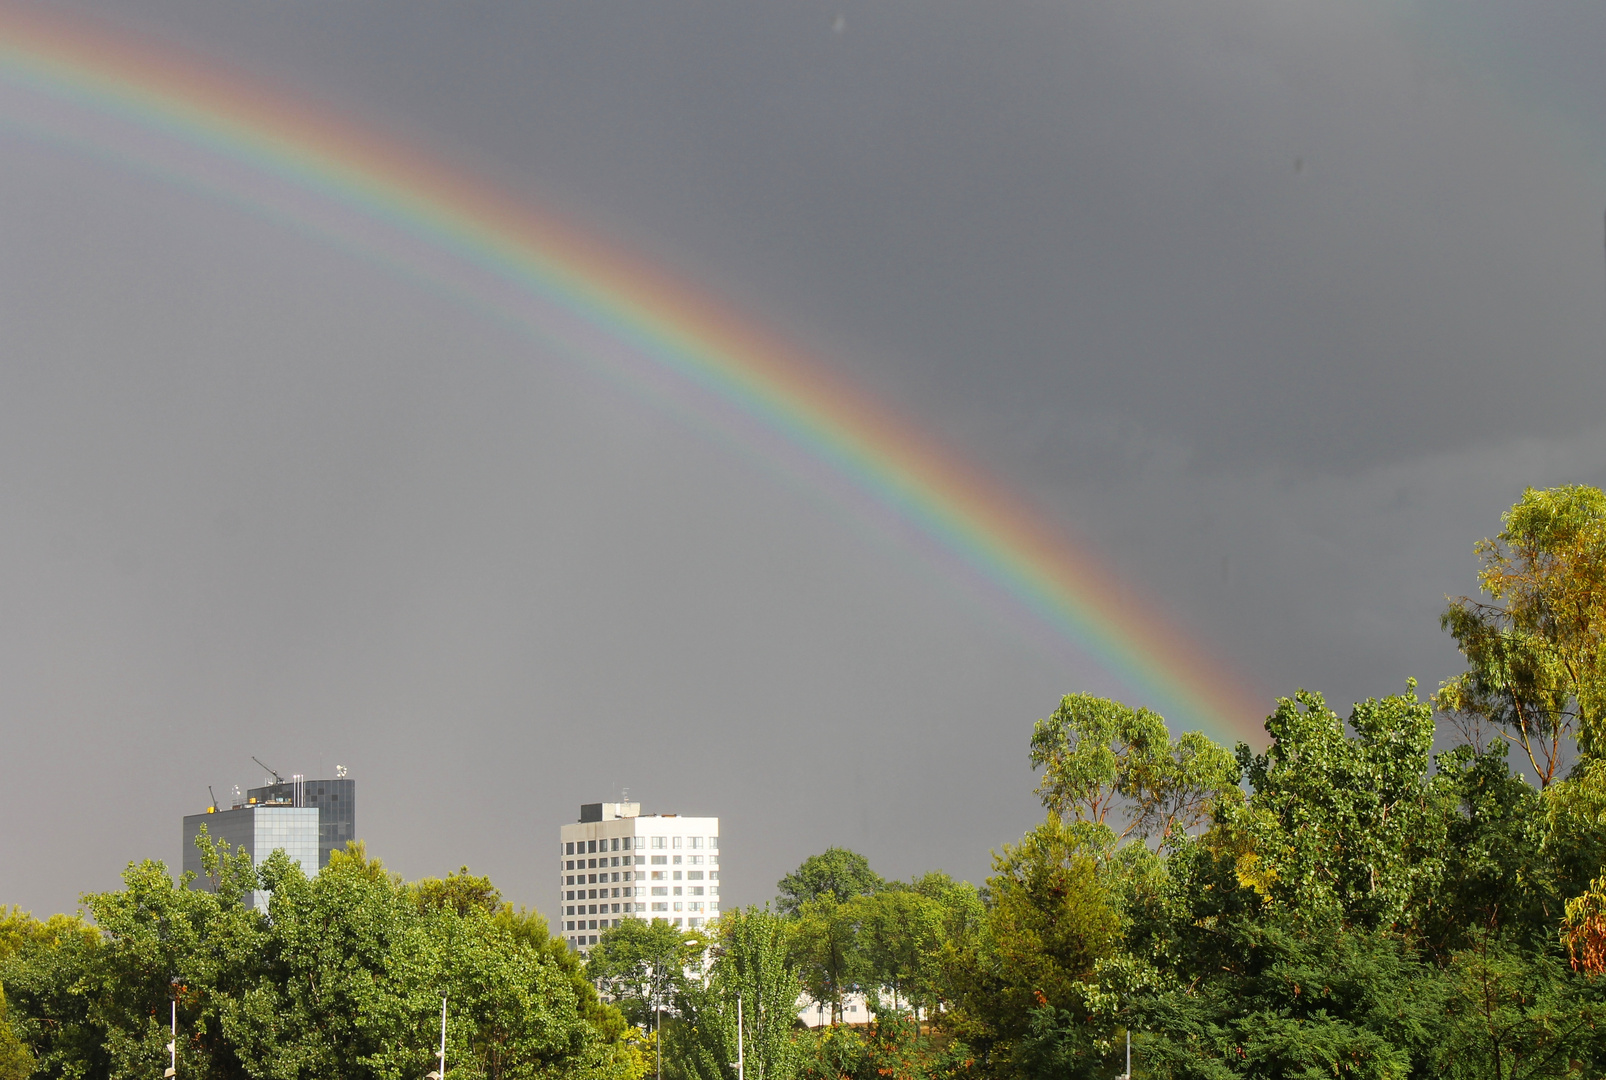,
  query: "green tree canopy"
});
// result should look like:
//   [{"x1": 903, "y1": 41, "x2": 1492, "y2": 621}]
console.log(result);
[
  {"x1": 1441, "y1": 484, "x2": 1606, "y2": 784},
  {"x1": 0, "y1": 835, "x2": 641, "y2": 1080},
  {"x1": 1029, "y1": 693, "x2": 1239, "y2": 848},
  {"x1": 673, "y1": 908, "x2": 799, "y2": 1080},
  {"x1": 776, "y1": 849, "x2": 882, "y2": 917},
  {"x1": 587, "y1": 918, "x2": 703, "y2": 1029}
]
